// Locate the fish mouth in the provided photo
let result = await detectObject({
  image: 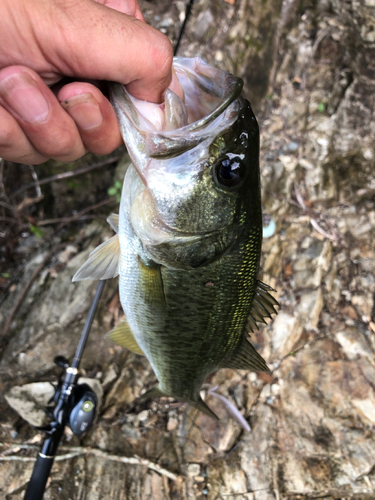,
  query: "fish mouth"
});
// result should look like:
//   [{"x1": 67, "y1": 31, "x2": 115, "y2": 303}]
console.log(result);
[{"x1": 110, "y1": 57, "x2": 244, "y2": 162}]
